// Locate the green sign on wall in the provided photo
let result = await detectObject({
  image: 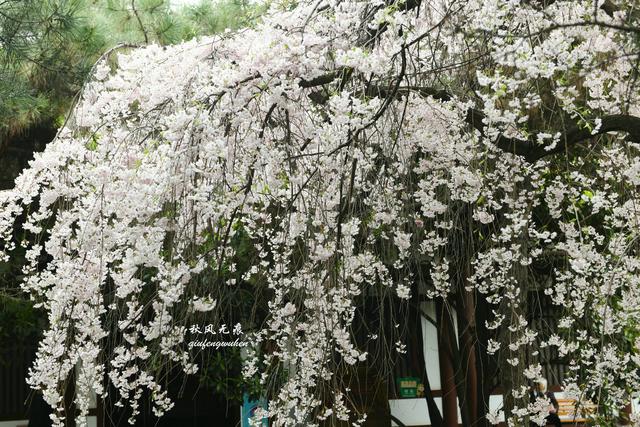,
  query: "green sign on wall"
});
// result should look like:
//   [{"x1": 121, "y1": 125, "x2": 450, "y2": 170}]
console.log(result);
[{"x1": 397, "y1": 377, "x2": 421, "y2": 398}]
